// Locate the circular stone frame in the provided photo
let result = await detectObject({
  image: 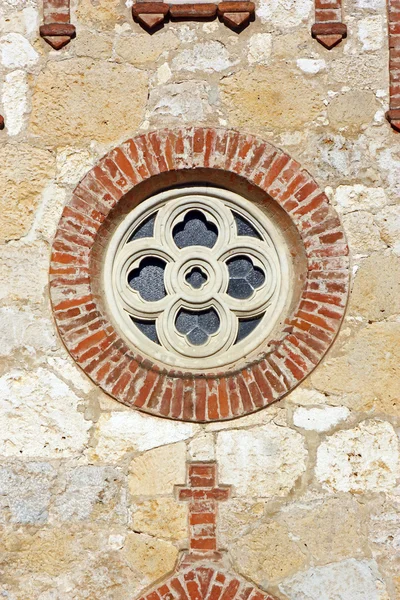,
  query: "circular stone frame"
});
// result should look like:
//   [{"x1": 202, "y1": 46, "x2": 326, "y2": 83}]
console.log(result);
[{"x1": 50, "y1": 128, "x2": 349, "y2": 422}]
